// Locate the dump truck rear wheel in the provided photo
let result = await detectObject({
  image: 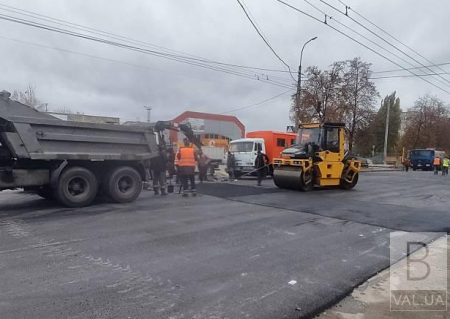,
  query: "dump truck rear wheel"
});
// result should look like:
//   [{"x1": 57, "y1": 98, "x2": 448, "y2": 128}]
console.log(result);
[
  {"x1": 105, "y1": 166, "x2": 142, "y2": 203},
  {"x1": 55, "y1": 167, "x2": 98, "y2": 207},
  {"x1": 340, "y1": 172, "x2": 359, "y2": 189}
]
